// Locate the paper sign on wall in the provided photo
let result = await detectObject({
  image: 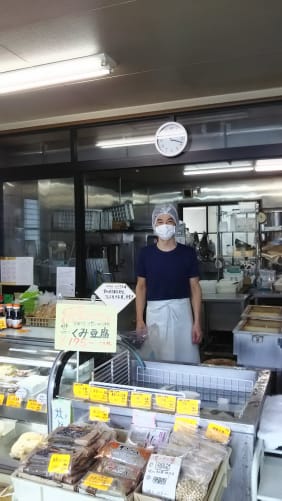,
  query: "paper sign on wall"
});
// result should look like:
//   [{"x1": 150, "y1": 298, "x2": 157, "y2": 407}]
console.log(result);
[
  {"x1": 52, "y1": 398, "x2": 72, "y2": 430},
  {"x1": 95, "y1": 282, "x2": 135, "y2": 313},
  {"x1": 56, "y1": 267, "x2": 76, "y2": 297},
  {"x1": 55, "y1": 300, "x2": 117, "y2": 352},
  {"x1": 0, "y1": 257, "x2": 33, "y2": 285}
]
